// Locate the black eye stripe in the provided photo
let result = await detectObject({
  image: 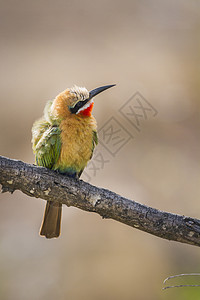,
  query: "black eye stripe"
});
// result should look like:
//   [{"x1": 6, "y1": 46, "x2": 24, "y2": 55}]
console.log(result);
[
  {"x1": 70, "y1": 99, "x2": 89, "y2": 114},
  {"x1": 75, "y1": 99, "x2": 88, "y2": 109}
]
